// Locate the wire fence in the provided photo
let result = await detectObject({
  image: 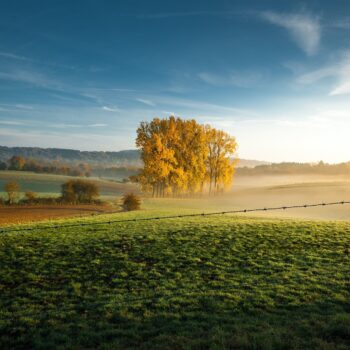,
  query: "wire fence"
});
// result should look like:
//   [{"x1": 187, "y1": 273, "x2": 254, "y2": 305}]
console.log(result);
[
  {"x1": 1, "y1": 200, "x2": 349, "y2": 234},
  {"x1": 1, "y1": 200, "x2": 349, "y2": 308}
]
